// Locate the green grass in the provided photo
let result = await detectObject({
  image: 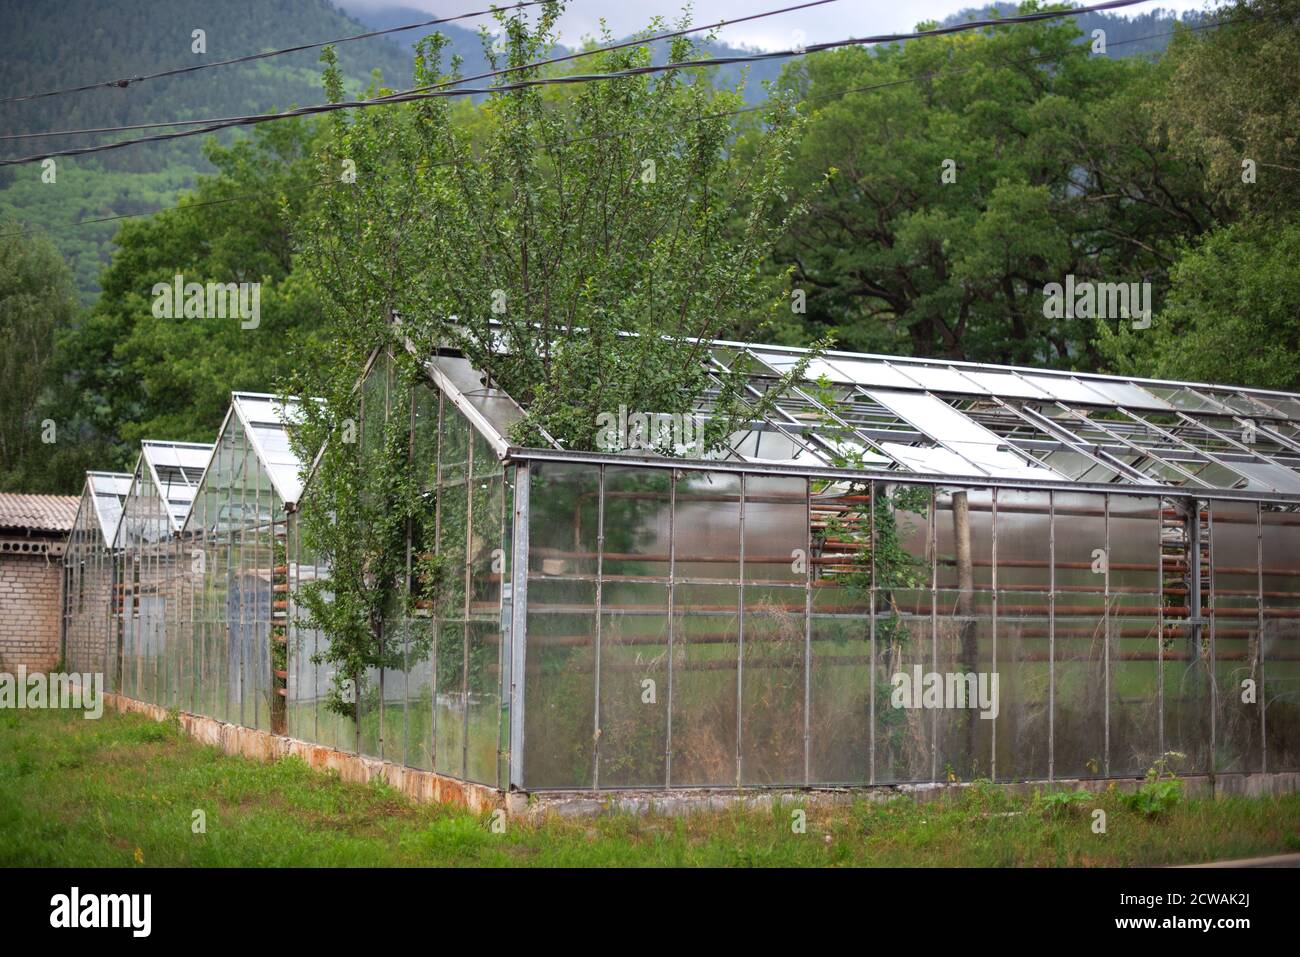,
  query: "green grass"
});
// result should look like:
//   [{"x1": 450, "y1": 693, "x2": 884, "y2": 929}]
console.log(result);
[{"x1": 2, "y1": 707, "x2": 1299, "y2": 867}]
